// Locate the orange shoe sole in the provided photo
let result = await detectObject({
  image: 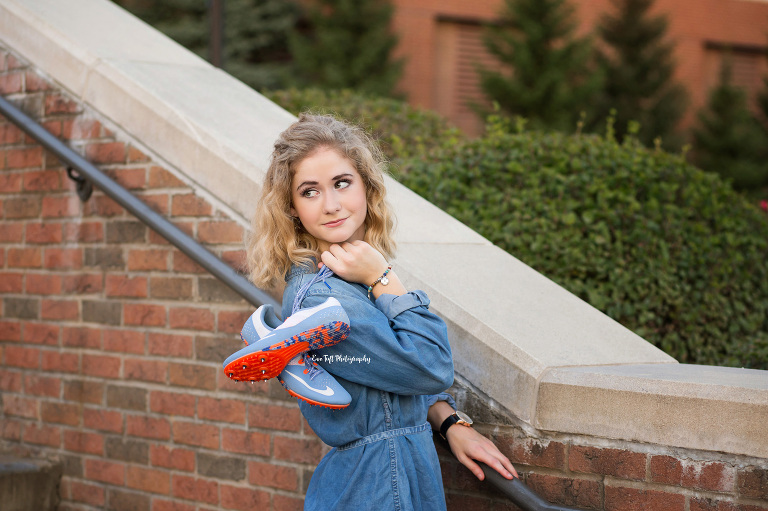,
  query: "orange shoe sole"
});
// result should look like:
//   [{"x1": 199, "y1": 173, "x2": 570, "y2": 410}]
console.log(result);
[{"x1": 224, "y1": 321, "x2": 348, "y2": 382}]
